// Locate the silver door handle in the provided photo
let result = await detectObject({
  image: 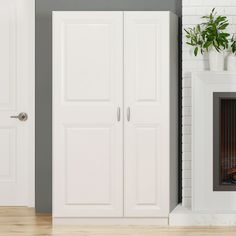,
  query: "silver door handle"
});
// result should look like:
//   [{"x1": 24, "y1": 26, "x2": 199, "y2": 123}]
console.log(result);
[
  {"x1": 10, "y1": 112, "x2": 28, "y2": 121},
  {"x1": 127, "y1": 107, "x2": 130, "y2": 121},
  {"x1": 117, "y1": 107, "x2": 121, "y2": 122}
]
